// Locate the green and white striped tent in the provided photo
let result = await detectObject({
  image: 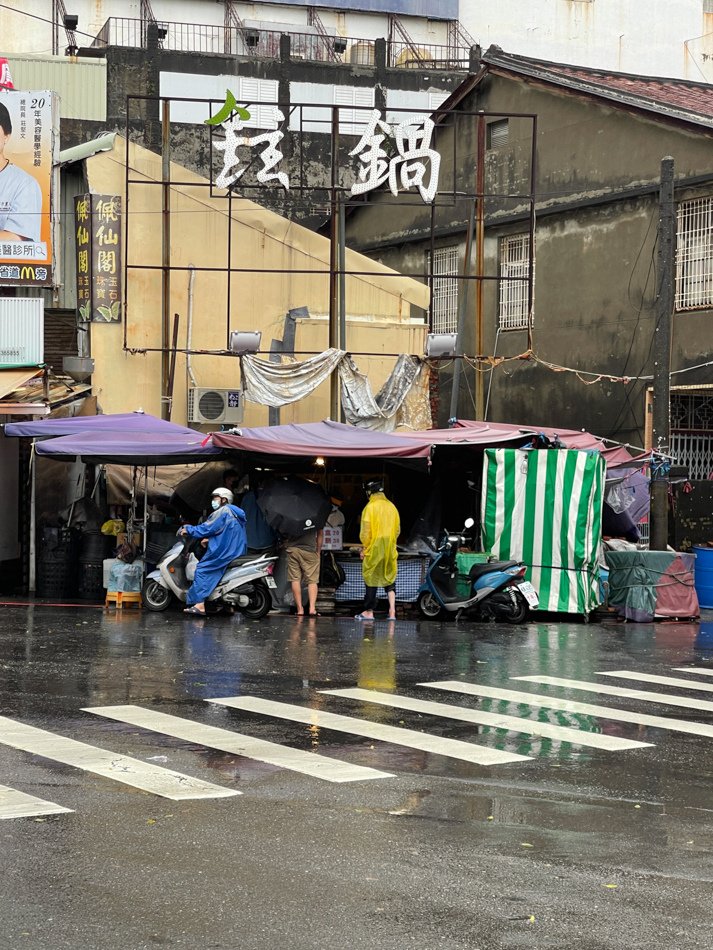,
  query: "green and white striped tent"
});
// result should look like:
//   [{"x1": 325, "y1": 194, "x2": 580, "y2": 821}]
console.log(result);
[{"x1": 481, "y1": 448, "x2": 605, "y2": 615}]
